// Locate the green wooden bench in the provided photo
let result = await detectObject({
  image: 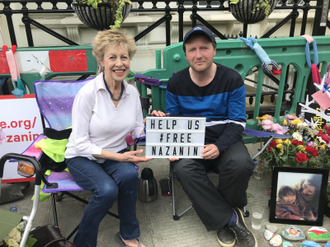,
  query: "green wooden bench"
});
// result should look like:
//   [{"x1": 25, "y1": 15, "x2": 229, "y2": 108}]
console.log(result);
[
  {"x1": 136, "y1": 36, "x2": 330, "y2": 143},
  {"x1": 0, "y1": 46, "x2": 97, "y2": 94}
]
